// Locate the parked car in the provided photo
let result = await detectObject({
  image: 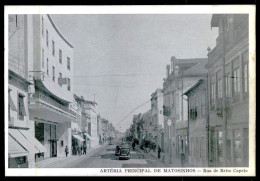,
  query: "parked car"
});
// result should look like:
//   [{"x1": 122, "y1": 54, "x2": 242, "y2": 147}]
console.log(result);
[{"x1": 118, "y1": 146, "x2": 130, "y2": 160}]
